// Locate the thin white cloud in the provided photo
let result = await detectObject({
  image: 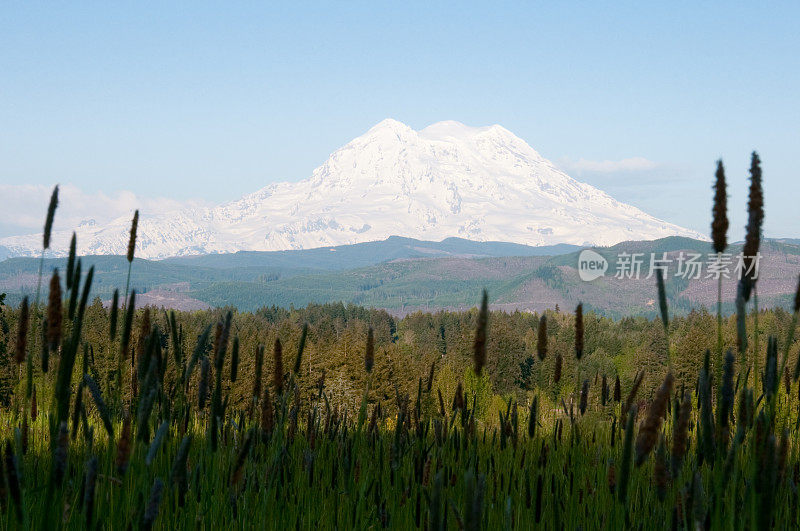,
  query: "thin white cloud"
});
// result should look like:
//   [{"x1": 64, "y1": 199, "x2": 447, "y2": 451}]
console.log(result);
[
  {"x1": 0, "y1": 184, "x2": 206, "y2": 238},
  {"x1": 558, "y1": 156, "x2": 659, "y2": 174}
]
